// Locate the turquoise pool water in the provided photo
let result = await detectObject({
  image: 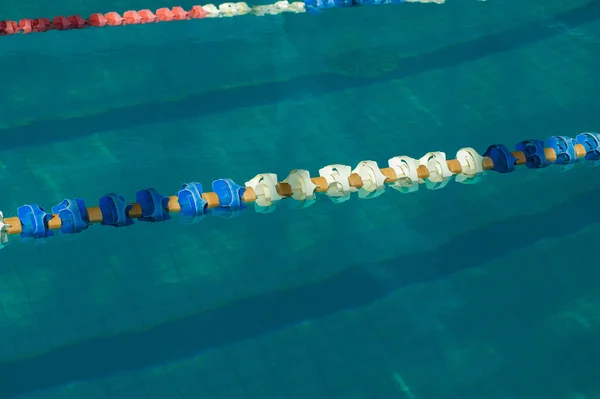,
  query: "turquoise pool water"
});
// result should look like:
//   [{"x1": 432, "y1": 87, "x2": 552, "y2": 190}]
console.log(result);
[{"x1": 1, "y1": 0, "x2": 599, "y2": 398}]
